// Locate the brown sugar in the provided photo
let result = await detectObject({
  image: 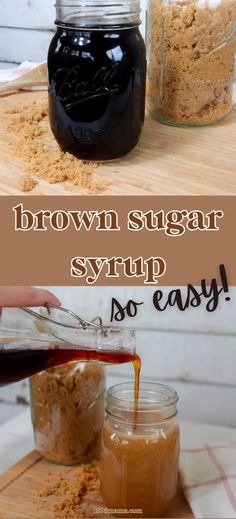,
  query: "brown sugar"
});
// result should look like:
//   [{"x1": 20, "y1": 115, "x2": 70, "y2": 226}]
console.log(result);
[
  {"x1": 147, "y1": 0, "x2": 236, "y2": 125},
  {"x1": 31, "y1": 363, "x2": 105, "y2": 465},
  {"x1": 5, "y1": 99, "x2": 110, "y2": 193},
  {"x1": 19, "y1": 174, "x2": 38, "y2": 192},
  {"x1": 37, "y1": 461, "x2": 101, "y2": 518}
]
